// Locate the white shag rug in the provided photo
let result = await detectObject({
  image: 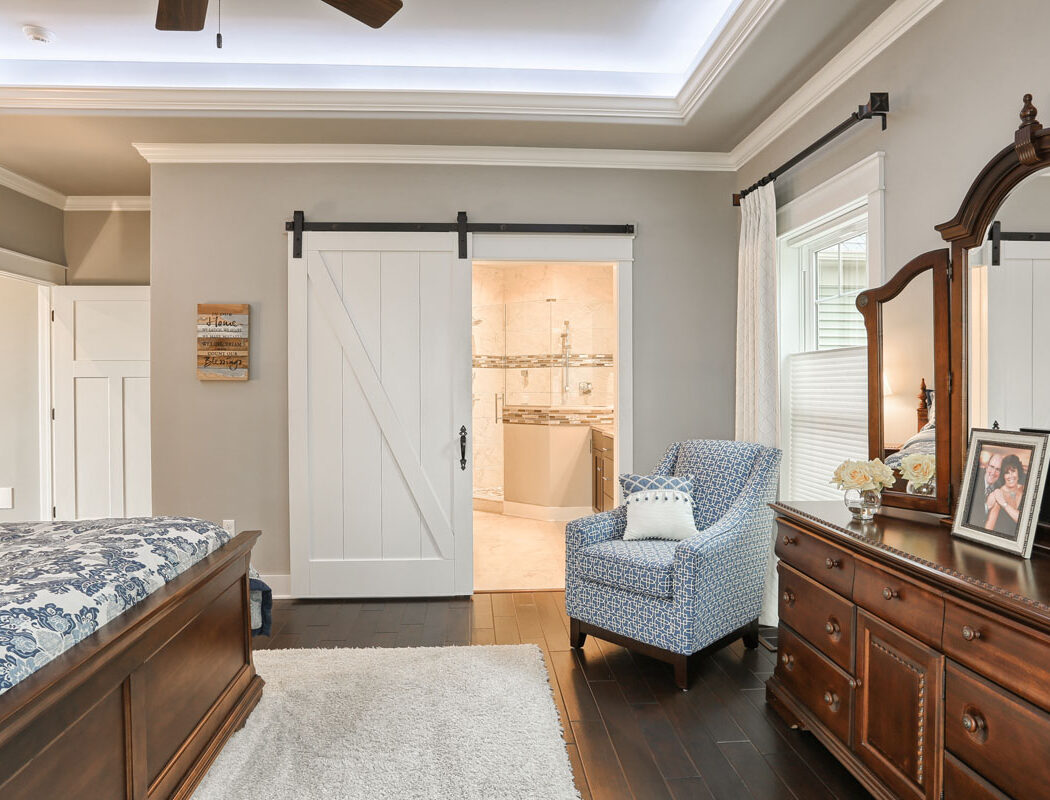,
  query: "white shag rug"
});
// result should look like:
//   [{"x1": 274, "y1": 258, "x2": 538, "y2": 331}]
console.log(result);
[{"x1": 193, "y1": 645, "x2": 581, "y2": 800}]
